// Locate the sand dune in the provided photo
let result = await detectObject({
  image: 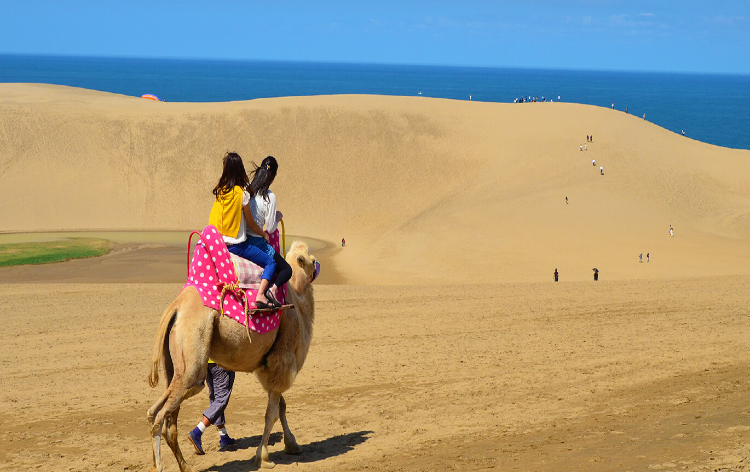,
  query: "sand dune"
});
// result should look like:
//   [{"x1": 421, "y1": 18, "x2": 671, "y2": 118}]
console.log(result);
[
  {"x1": 1, "y1": 83, "x2": 749, "y2": 284},
  {"x1": 2, "y1": 85, "x2": 750, "y2": 472}
]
